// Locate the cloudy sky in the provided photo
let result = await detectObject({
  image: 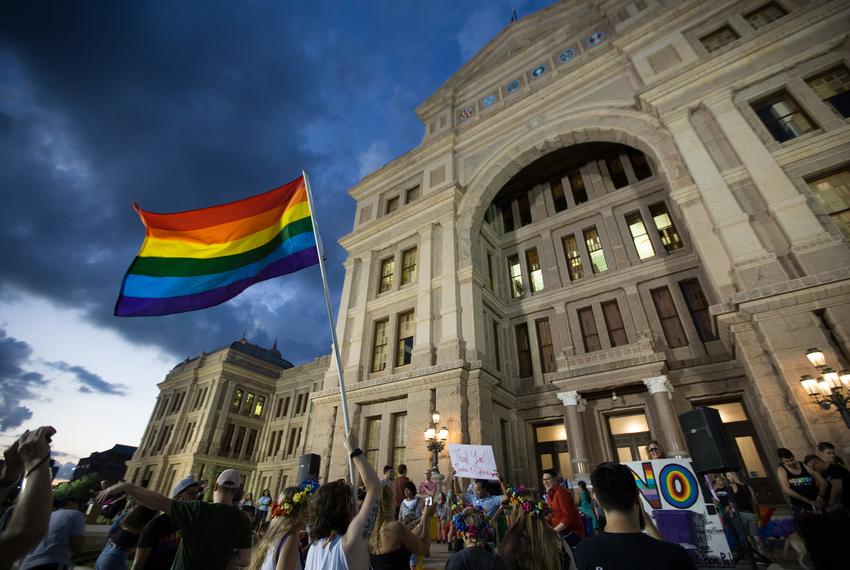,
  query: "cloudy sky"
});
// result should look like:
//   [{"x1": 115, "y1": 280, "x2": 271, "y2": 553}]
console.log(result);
[{"x1": 0, "y1": 0, "x2": 555, "y2": 469}]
